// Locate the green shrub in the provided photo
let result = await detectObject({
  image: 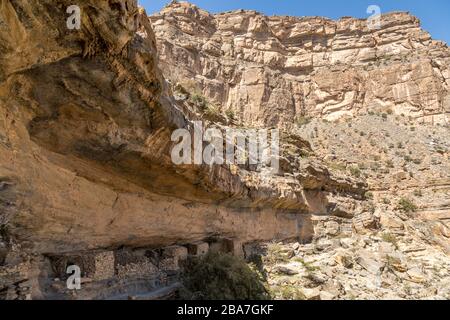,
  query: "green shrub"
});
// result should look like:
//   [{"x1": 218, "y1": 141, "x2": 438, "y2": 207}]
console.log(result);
[
  {"x1": 349, "y1": 166, "x2": 361, "y2": 178},
  {"x1": 365, "y1": 191, "x2": 374, "y2": 200},
  {"x1": 381, "y1": 233, "x2": 398, "y2": 249},
  {"x1": 270, "y1": 285, "x2": 306, "y2": 300},
  {"x1": 293, "y1": 257, "x2": 319, "y2": 272},
  {"x1": 190, "y1": 94, "x2": 208, "y2": 111},
  {"x1": 299, "y1": 149, "x2": 311, "y2": 158},
  {"x1": 397, "y1": 198, "x2": 417, "y2": 213},
  {"x1": 180, "y1": 252, "x2": 270, "y2": 300},
  {"x1": 225, "y1": 109, "x2": 236, "y2": 122},
  {"x1": 204, "y1": 105, "x2": 222, "y2": 120},
  {"x1": 366, "y1": 202, "x2": 376, "y2": 214}
]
